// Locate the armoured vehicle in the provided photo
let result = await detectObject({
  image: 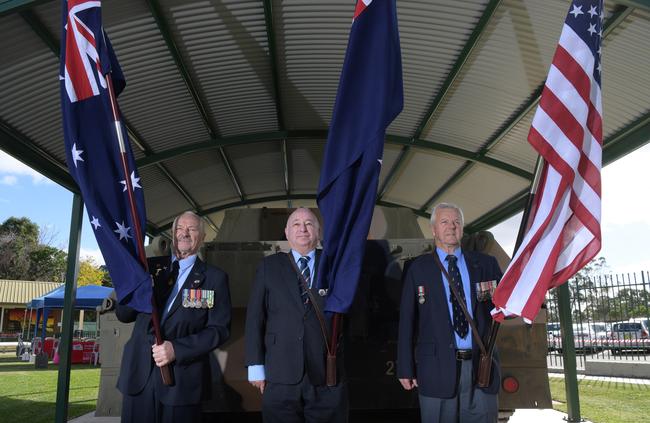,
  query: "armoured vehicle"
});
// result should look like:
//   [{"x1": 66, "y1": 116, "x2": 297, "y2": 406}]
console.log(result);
[{"x1": 95, "y1": 207, "x2": 551, "y2": 419}]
